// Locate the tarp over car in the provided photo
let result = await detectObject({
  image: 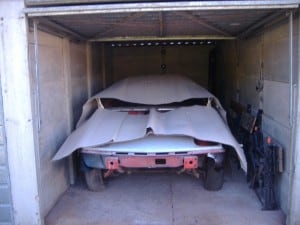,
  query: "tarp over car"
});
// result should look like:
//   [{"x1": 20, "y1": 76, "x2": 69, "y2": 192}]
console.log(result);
[
  {"x1": 53, "y1": 75, "x2": 247, "y2": 171},
  {"x1": 94, "y1": 74, "x2": 215, "y2": 104},
  {"x1": 76, "y1": 74, "x2": 226, "y2": 126},
  {"x1": 53, "y1": 105, "x2": 247, "y2": 171}
]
